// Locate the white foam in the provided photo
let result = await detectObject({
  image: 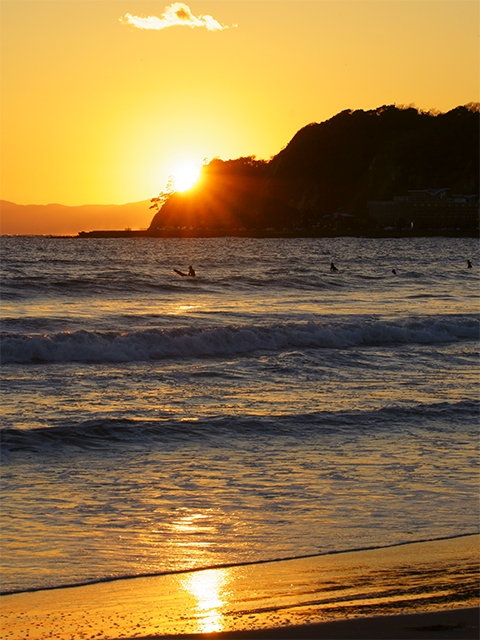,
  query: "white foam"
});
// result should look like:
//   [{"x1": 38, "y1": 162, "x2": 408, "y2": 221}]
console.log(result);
[{"x1": 2, "y1": 315, "x2": 478, "y2": 364}]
